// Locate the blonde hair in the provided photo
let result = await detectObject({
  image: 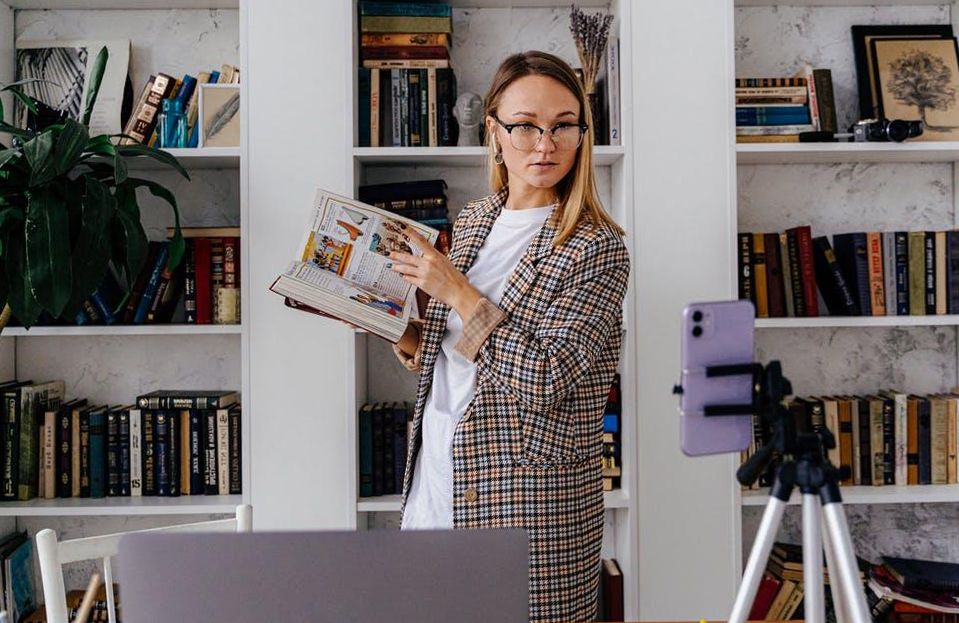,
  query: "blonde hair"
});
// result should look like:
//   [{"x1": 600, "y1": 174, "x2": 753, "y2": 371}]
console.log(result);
[{"x1": 483, "y1": 50, "x2": 624, "y2": 246}]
